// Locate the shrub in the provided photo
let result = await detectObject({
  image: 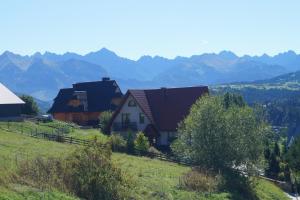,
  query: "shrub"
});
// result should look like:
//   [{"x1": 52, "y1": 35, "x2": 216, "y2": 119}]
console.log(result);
[
  {"x1": 20, "y1": 95, "x2": 39, "y2": 115},
  {"x1": 134, "y1": 132, "x2": 150, "y2": 153},
  {"x1": 99, "y1": 111, "x2": 113, "y2": 134},
  {"x1": 17, "y1": 141, "x2": 131, "y2": 200},
  {"x1": 220, "y1": 169, "x2": 257, "y2": 200},
  {"x1": 179, "y1": 168, "x2": 221, "y2": 193},
  {"x1": 109, "y1": 133, "x2": 127, "y2": 152},
  {"x1": 18, "y1": 156, "x2": 67, "y2": 190},
  {"x1": 126, "y1": 130, "x2": 135, "y2": 153}
]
